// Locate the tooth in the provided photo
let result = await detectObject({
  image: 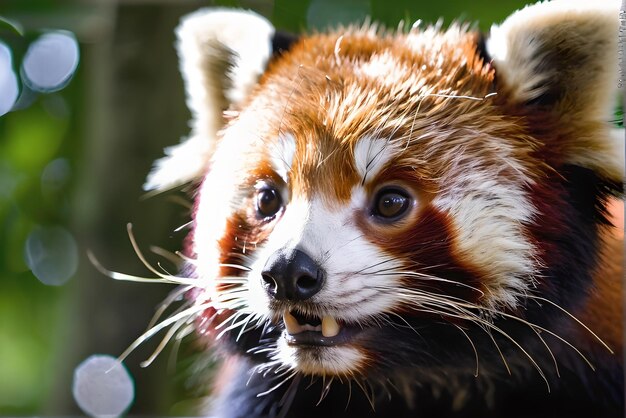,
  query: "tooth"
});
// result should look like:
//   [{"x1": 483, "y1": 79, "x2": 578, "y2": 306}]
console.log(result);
[
  {"x1": 322, "y1": 316, "x2": 340, "y2": 338},
  {"x1": 283, "y1": 311, "x2": 303, "y2": 335}
]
